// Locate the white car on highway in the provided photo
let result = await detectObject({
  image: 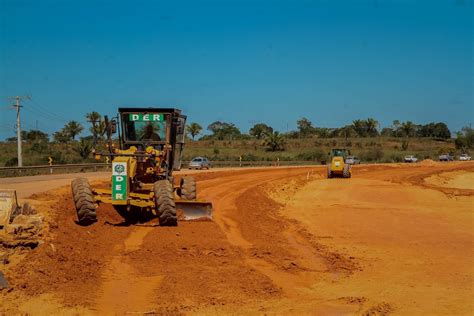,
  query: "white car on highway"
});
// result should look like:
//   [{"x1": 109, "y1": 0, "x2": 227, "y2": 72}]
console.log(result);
[
  {"x1": 188, "y1": 157, "x2": 211, "y2": 169},
  {"x1": 459, "y1": 154, "x2": 471, "y2": 161},
  {"x1": 345, "y1": 156, "x2": 361, "y2": 165},
  {"x1": 404, "y1": 155, "x2": 418, "y2": 163}
]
